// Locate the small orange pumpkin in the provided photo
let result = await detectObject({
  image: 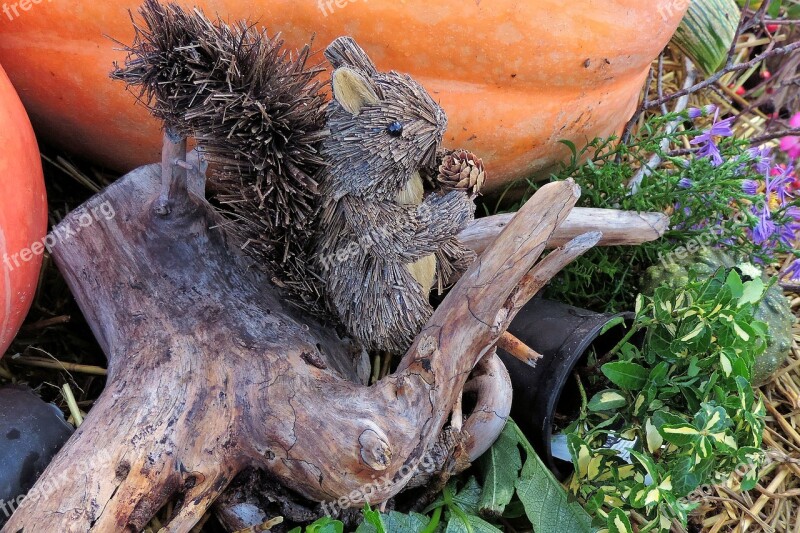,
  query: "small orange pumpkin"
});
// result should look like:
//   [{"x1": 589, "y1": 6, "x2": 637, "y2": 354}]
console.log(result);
[
  {"x1": 0, "y1": 1, "x2": 686, "y2": 190},
  {"x1": 0, "y1": 64, "x2": 47, "y2": 357}
]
